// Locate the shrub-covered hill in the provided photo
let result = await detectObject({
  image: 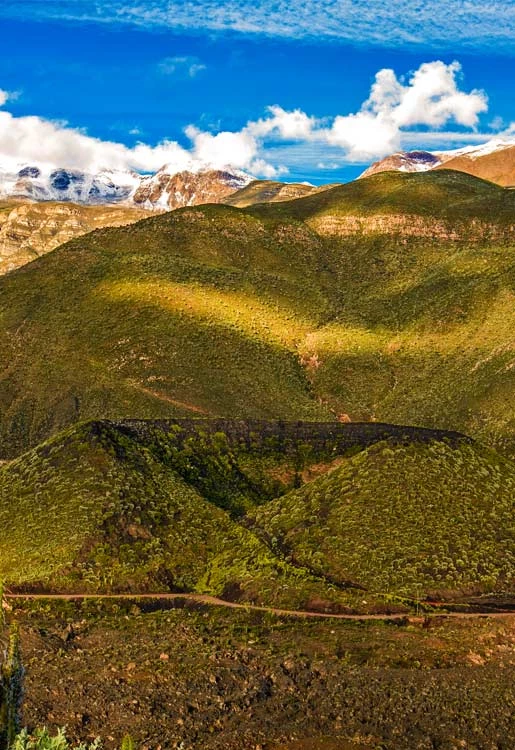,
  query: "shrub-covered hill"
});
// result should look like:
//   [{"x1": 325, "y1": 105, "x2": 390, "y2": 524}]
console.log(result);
[
  {"x1": 0, "y1": 418, "x2": 513, "y2": 605},
  {"x1": 0, "y1": 169, "x2": 514, "y2": 458},
  {"x1": 248, "y1": 169, "x2": 515, "y2": 228},
  {"x1": 223, "y1": 179, "x2": 335, "y2": 207},
  {"x1": 248, "y1": 439, "x2": 515, "y2": 599},
  {"x1": 0, "y1": 419, "x2": 362, "y2": 608}
]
